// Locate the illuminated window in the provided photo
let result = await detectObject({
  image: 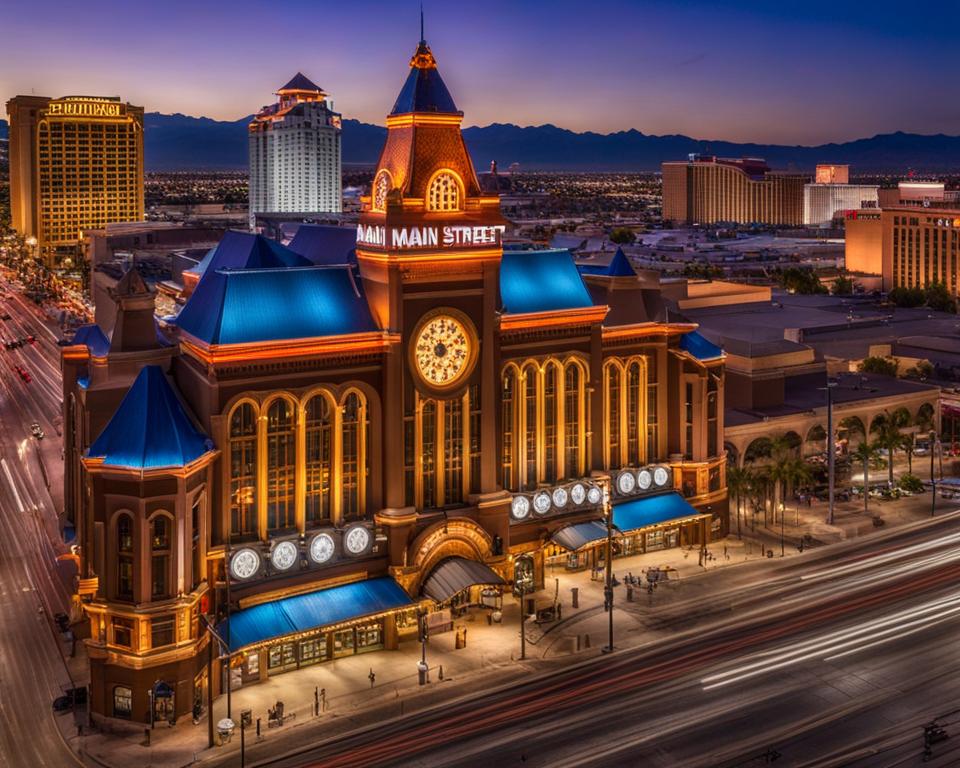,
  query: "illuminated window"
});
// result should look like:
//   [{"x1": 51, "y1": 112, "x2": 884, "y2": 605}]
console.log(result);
[
  {"x1": 427, "y1": 171, "x2": 462, "y2": 212},
  {"x1": 522, "y1": 364, "x2": 538, "y2": 491},
  {"x1": 304, "y1": 395, "x2": 333, "y2": 525},
  {"x1": 151, "y1": 516, "x2": 171, "y2": 600},
  {"x1": 605, "y1": 363, "x2": 622, "y2": 469},
  {"x1": 443, "y1": 396, "x2": 464, "y2": 505},
  {"x1": 116, "y1": 514, "x2": 134, "y2": 601},
  {"x1": 341, "y1": 392, "x2": 367, "y2": 521},
  {"x1": 372, "y1": 170, "x2": 390, "y2": 211},
  {"x1": 563, "y1": 362, "x2": 585, "y2": 479},
  {"x1": 626, "y1": 360, "x2": 643, "y2": 466},
  {"x1": 228, "y1": 404, "x2": 257, "y2": 537},
  {"x1": 113, "y1": 686, "x2": 132, "y2": 718},
  {"x1": 543, "y1": 363, "x2": 559, "y2": 484},
  {"x1": 421, "y1": 399, "x2": 437, "y2": 510},
  {"x1": 501, "y1": 368, "x2": 516, "y2": 490},
  {"x1": 647, "y1": 357, "x2": 659, "y2": 460},
  {"x1": 605, "y1": 357, "x2": 648, "y2": 470},
  {"x1": 266, "y1": 399, "x2": 296, "y2": 532}
]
